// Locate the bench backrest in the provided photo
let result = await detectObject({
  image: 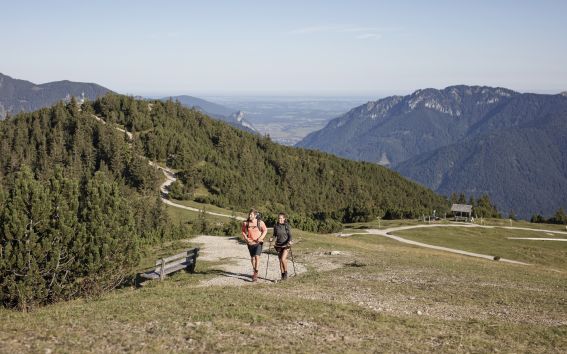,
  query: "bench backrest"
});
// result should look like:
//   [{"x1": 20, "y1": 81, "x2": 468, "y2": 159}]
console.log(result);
[{"x1": 153, "y1": 248, "x2": 199, "y2": 279}]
